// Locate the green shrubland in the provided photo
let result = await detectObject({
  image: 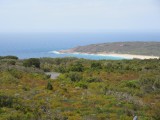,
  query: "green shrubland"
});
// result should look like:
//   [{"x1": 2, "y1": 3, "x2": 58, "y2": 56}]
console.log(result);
[{"x1": 0, "y1": 56, "x2": 159, "y2": 120}]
